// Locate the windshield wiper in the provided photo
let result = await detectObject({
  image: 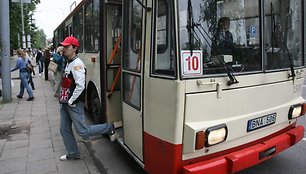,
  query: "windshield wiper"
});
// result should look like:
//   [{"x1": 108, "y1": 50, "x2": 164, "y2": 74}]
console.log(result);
[
  {"x1": 271, "y1": 3, "x2": 295, "y2": 80},
  {"x1": 187, "y1": 0, "x2": 194, "y2": 56},
  {"x1": 286, "y1": 46, "x2": 296, "y2": 80},
  {"x1": 185, "y1": 1, "x2": 238, "y2": 86},
  {"x1": 193, "y1": 23, "x2": 238, "y2": 85}
]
